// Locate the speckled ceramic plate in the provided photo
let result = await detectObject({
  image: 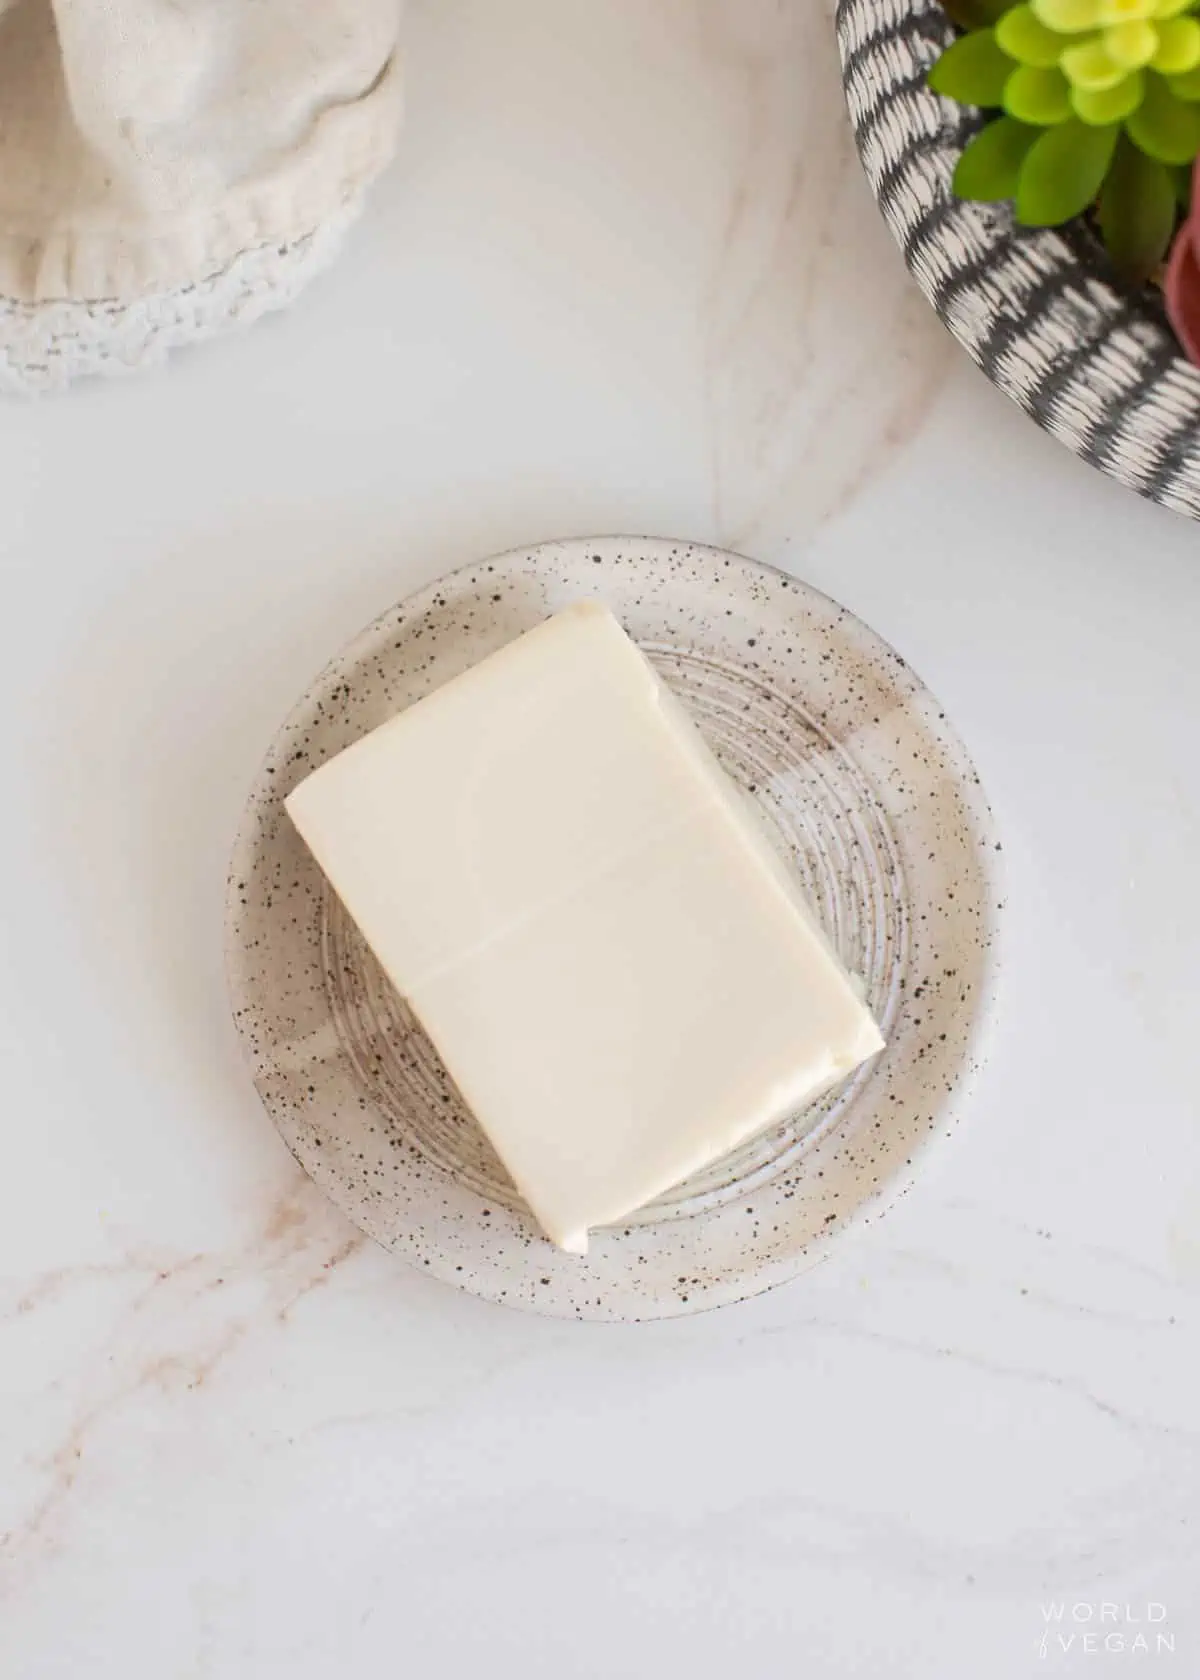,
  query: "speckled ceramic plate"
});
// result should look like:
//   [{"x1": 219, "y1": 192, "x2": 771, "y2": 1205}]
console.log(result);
[{"x1": 226, "y1": 538, "x2": 1002, "y2": 1320}]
